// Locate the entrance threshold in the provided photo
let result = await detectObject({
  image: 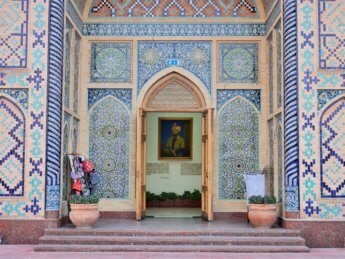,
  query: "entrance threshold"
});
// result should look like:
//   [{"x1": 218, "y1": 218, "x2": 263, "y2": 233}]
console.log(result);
[{"x1": 146, "y1": 208, "x2": 201, "y2": 218}]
